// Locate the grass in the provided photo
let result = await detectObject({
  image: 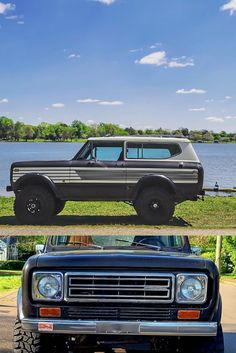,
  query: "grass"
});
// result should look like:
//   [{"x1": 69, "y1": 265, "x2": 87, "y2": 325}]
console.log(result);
[
  {"x1": 0, "y1": 272, "x2": 21, "y2": 292},
  {"x1": 221, "y1": 274, "x2": 236, "y2": 281},
  {"x1": 0, "y1": 196, "x2": 235, "y2": 229}
]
